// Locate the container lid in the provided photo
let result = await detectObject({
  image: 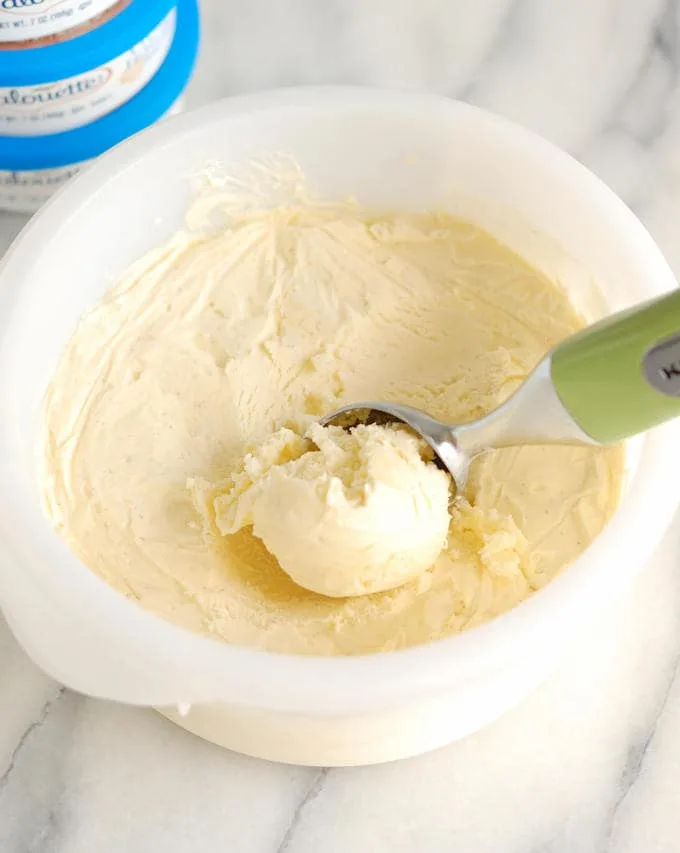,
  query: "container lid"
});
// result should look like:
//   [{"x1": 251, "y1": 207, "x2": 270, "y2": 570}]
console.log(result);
[
  {"x1": 0, "y1": 0, "x2": 177, "y2": 85},
  {"x1": 0, "y1": 0, "x2": 198, "y2": 171}
]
